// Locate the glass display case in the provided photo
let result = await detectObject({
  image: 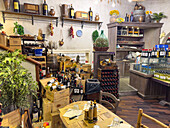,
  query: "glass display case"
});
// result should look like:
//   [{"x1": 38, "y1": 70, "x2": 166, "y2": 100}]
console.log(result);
[{"x1": 133, "y1": 57, "x2": 170, "y2": 75}]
